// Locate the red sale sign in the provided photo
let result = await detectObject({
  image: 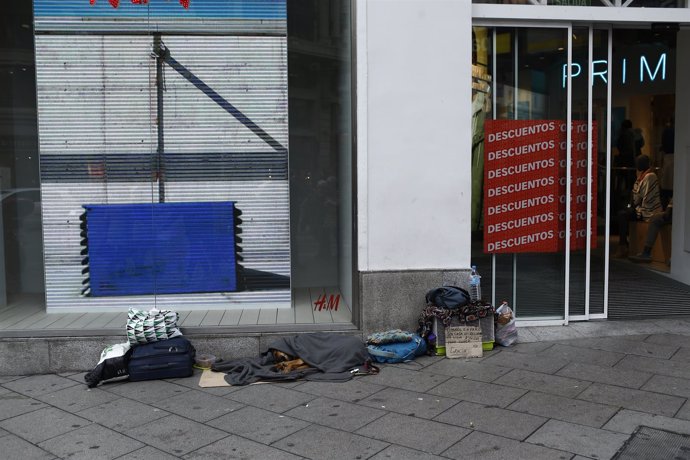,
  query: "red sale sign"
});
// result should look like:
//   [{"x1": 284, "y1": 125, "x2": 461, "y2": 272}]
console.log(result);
[
  {"x1": 557, "y1": 121, "x2": 598, "y2": 251},
  {"x1": 483, "y1": 119, "x2": 598, "y2": 254},
  {"x1": 483, "y1": 120, "x2": 561, "y2": 253}
]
